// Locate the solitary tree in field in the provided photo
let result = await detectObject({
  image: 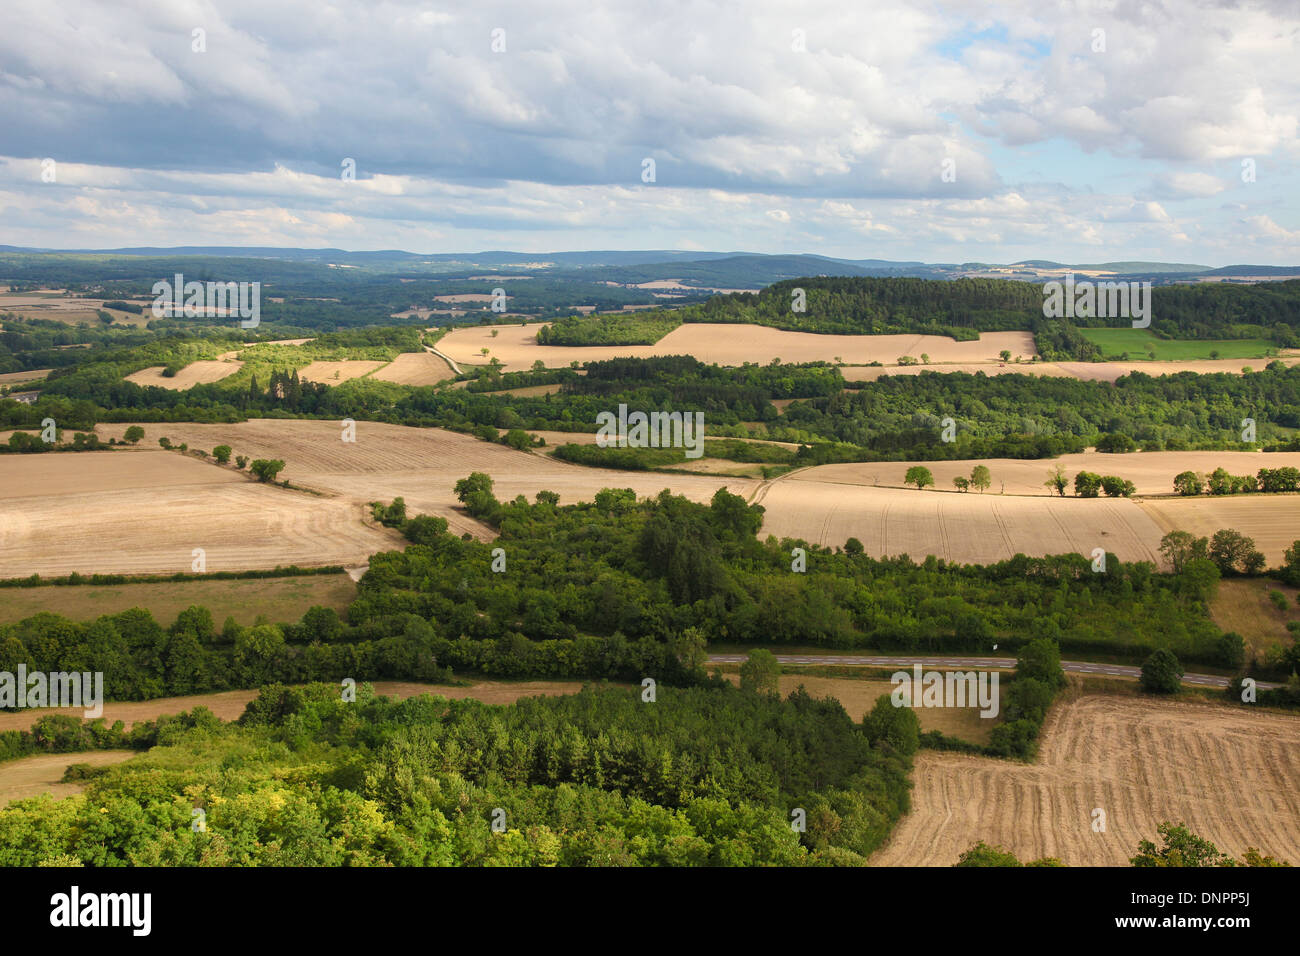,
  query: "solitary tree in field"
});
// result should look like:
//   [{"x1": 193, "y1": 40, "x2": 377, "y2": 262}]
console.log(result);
[
  {"x1": 250, "y1": 459, "x2": 286, "y2": 483},
  {"x1": 212, "y1": 445, "x2": 232, "y2": 464},
  {"x1": 1044, "y1": 464, "x2": 1068, "y2": 497},
  {"x1": 904, "y1": 466, "x2": 934, "y2": 490},
  {"x1": 999, "y1": 350, "x2": 1011, "y2": 362},
  {"x1": 953, "y1": 476, "x2": 970, "y2": 492},
  {"x1": 124, "y1": 425, "x2": 145, "y2": 444},
  {"x1": 970, "y1": 465, "x2": 991, "y2": 493}
]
